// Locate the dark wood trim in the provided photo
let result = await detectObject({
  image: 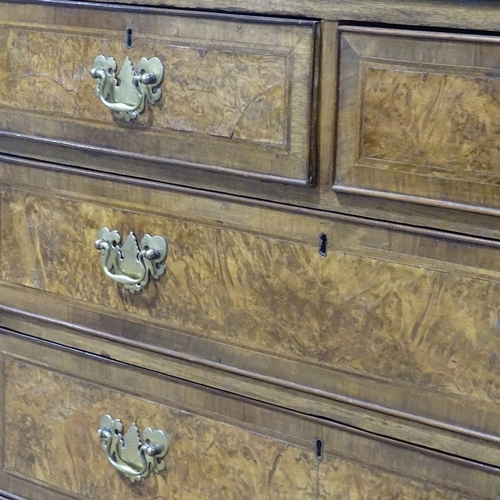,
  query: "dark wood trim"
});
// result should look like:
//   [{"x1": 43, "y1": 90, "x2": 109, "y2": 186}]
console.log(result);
[
  {"x1": 306, "y1": 22, "x2": 322, "y2": 187},
  {"x1": 0, "y1": 351, "x2": 5, "y2": 486},
  {"x1": 1, "y1": 0, "x2": 319, "y2": 25},
  {"x1": 333, "y1": 184, "x2": 500, "y2": 219},
  {"x1": 41, "y1": 0, "x2": 500, "y2": 33},
  {"x1": 0, "y1": 131, "x2": 310, "y2": 187},
  {"x1": 338, "y1": 24, "x2": 500, "y2": 44}
]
